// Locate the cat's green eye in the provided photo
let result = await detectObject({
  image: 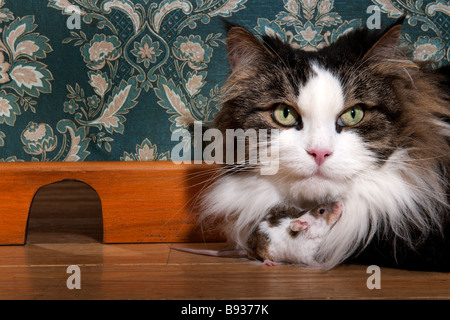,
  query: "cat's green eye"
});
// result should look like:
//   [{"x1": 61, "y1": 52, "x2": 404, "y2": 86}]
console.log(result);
[
  {"x1": 338, "y1": 105, "x2": 365, "y2": 127},
  {"x1": 271, "y1": 104, "x2": 299, "y2": 127}
]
